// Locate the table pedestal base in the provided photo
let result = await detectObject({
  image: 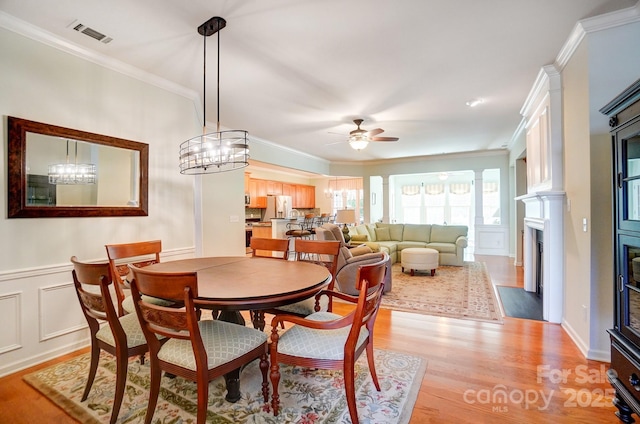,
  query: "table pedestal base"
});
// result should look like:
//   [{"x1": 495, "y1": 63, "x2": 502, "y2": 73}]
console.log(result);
[{"x1": 216, "y1": 310, "x2": 246, "y2": 403}]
